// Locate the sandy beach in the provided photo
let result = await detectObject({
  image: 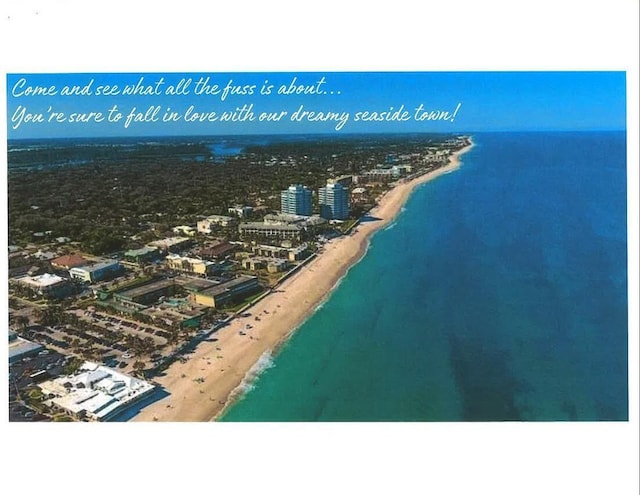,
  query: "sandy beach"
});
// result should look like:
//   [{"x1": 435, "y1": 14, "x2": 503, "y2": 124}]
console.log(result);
[{"x1": 132, "y1": 141, "x2": 473, "y2": 422}]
